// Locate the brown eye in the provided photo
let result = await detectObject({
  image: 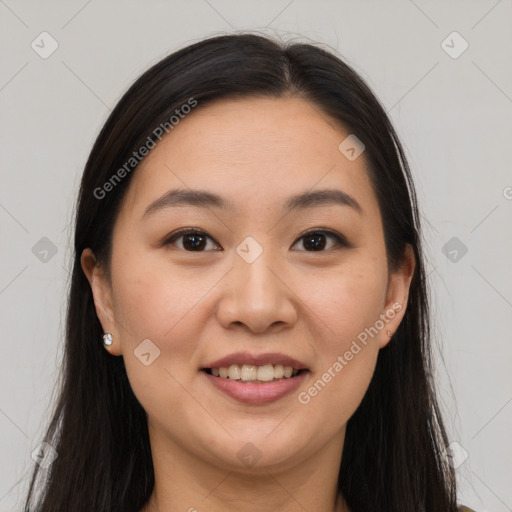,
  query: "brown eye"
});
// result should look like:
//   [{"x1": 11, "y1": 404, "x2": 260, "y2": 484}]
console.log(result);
[
  {"x1": 164, "y1": 228, "x2": 348, "y2": 253},
  {"x1": 165, "y1": 229, "x2": 220, "y2": 252},
  {"x1": 292, "y1": 230, "x2": 347, "y2": 252}
]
